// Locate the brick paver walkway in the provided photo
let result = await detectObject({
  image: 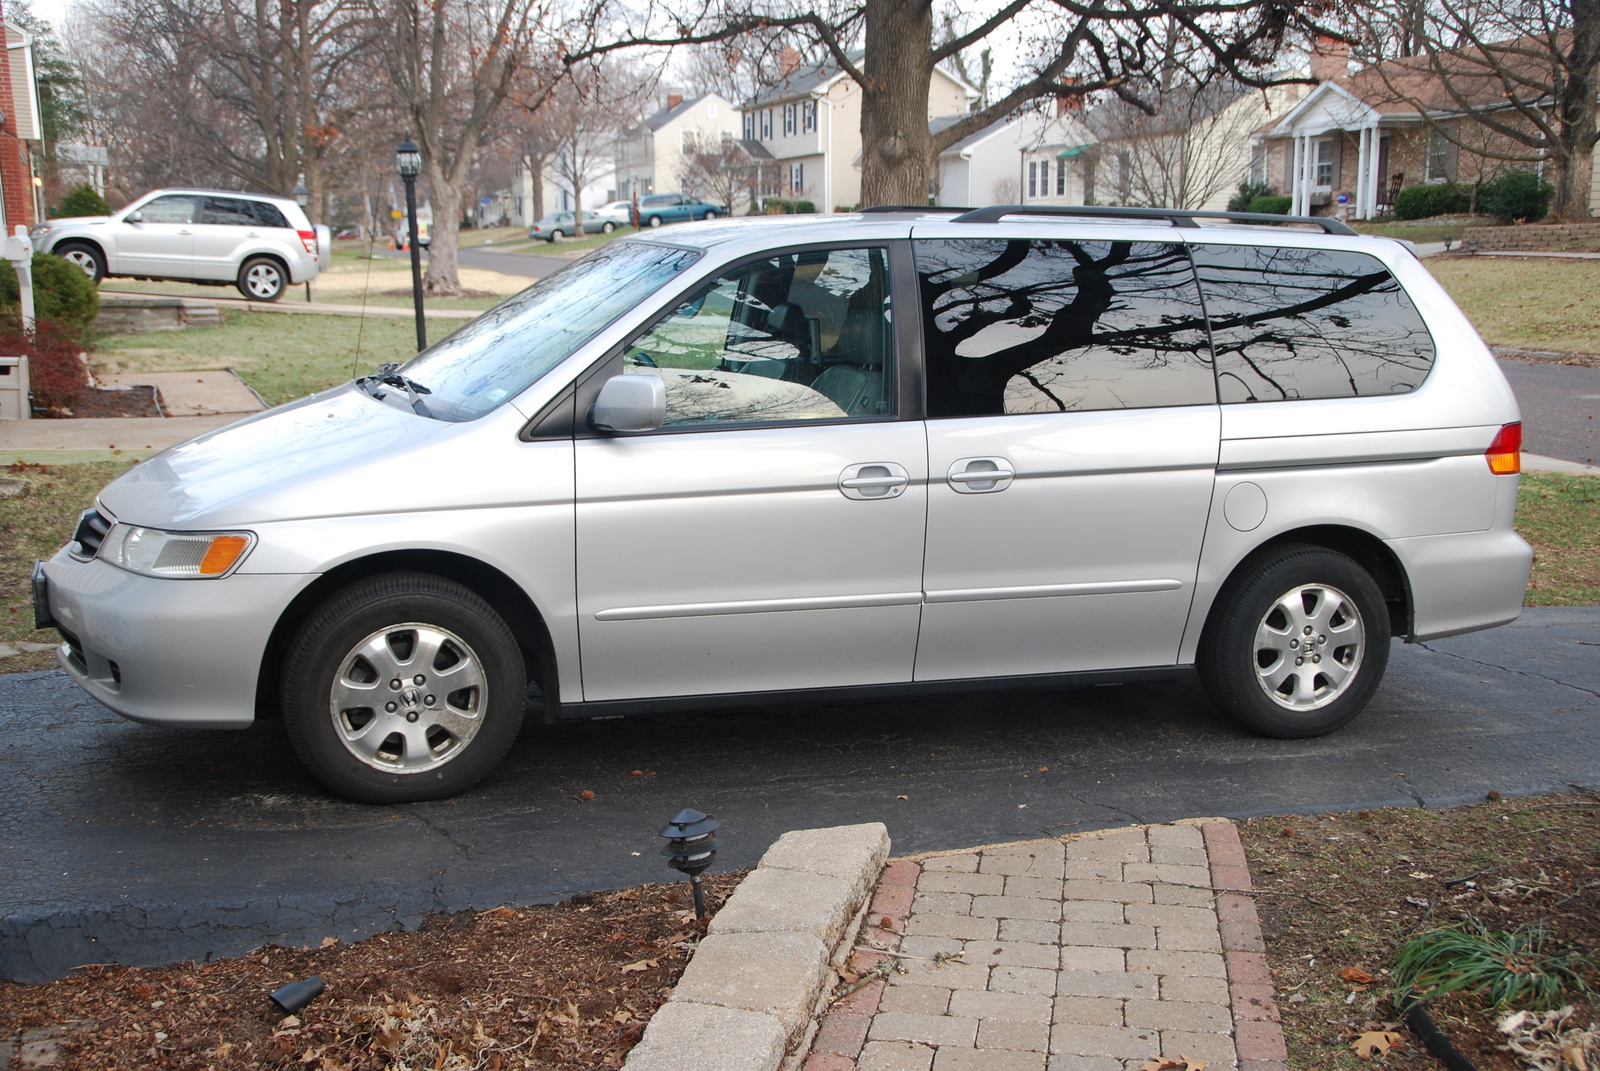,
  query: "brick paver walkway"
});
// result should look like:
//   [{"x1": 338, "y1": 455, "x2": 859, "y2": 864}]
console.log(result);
[{"x1": 805, "y1": 821, "x2": 1287, "y2": 1071}]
